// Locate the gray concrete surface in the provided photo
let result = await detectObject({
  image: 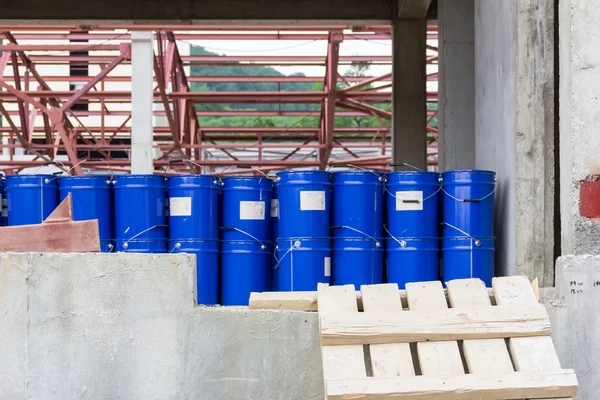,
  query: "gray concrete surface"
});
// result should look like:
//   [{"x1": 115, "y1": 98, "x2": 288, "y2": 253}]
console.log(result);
[
  {"x1": 0, "y1": 253, "x2": 322, "y2": 400},
  {"x1": 1, "y1": 252, "x2": 597, "y2": 399},
  {"x1": 559, "y1": 0, "x2": 600, "y2": 256},
  {"x1": 473, "y1": 0, "x2": 555, "y2": 285},
  {"x1": 392, "y1": 18, "x2": 428, "y2": 170},
  {"x1": 438, "y1": 0, "x2": 475, "y2": 172}
]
